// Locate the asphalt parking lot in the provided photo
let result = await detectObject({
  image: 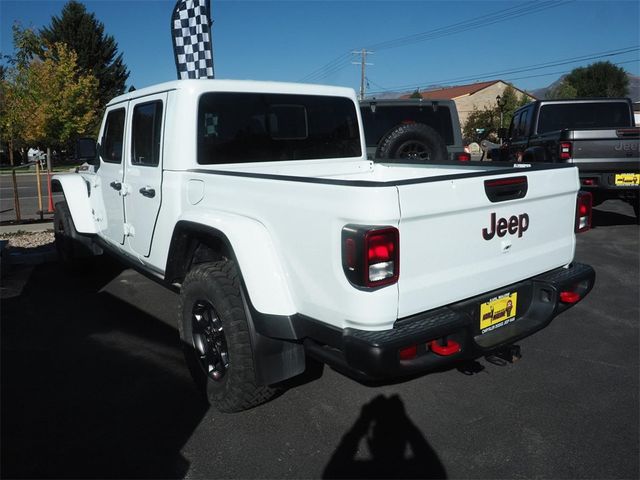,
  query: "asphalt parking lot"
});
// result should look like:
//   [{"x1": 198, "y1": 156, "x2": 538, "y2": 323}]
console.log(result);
[{"x1": 1, "y1": 200, "x2": 638, "y2": 479}]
